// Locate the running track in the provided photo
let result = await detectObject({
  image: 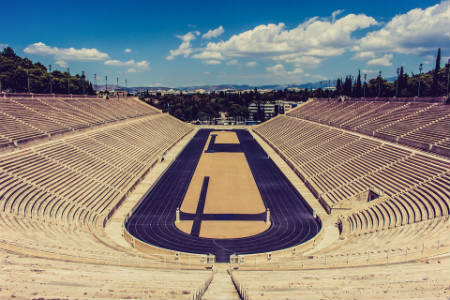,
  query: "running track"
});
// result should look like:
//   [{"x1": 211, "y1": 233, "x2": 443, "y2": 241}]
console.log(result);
[{"x1": 126, "y1": 129, "x2": 321, "y2": 262}]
